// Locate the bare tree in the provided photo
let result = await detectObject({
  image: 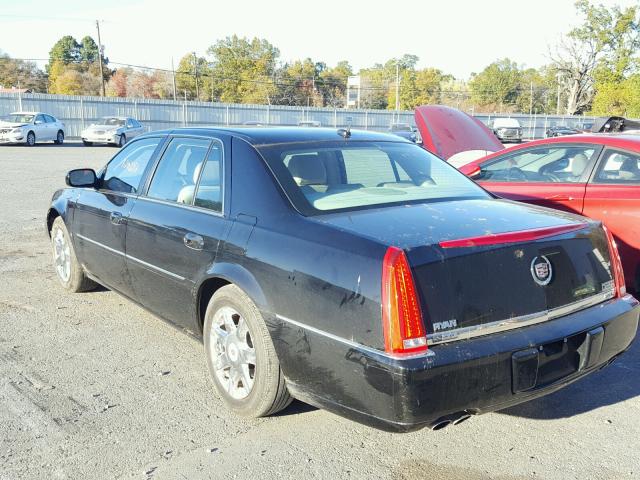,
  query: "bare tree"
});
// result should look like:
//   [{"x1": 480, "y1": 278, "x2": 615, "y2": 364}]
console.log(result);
[{"x1": 550, "y1": 34, "x2": 600, "y2": 115}]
